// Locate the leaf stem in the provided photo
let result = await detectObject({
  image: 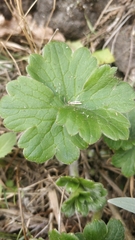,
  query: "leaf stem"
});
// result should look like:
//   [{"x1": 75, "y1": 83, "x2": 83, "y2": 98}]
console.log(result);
[
  {"x1": 92, "y1": 210, "x2": 103, "y2": 221},
  {"x1": 69, "y1": 160, "x2": 79, "y2": 177}
]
